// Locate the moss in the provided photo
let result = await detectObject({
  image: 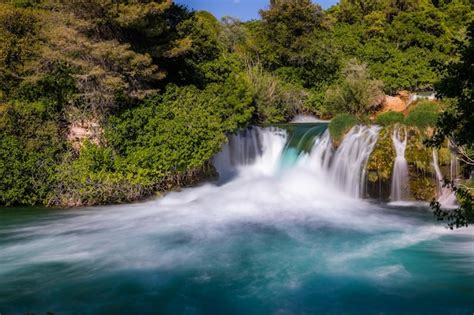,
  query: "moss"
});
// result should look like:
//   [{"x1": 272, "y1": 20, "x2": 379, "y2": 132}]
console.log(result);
[
  {"x1": 405, "y1": 128, "x2": 432, "y2": 172},
  {"x1": 404, "y1": 127, "x2": 438, "y2": 200},
  {"x1": 438, "y1": 146, "x2": 450, "y2": 166},
  {"x1": 409, "y1": 170, "x2": 436, "y2": 200},
  {"x1": 328, "y1": 113, "x2": 358, "y2": 143},
  {"x1": 366, "y1": 127, "x2": 395, "y2": 183}
]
